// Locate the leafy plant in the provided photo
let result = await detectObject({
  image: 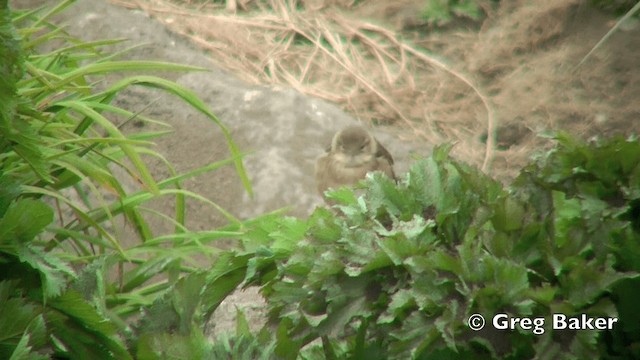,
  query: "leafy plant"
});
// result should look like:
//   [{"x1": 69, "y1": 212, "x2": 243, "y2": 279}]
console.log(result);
[{"x1": 242, "y1": 135, "x2": 640, "y2": 359}]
